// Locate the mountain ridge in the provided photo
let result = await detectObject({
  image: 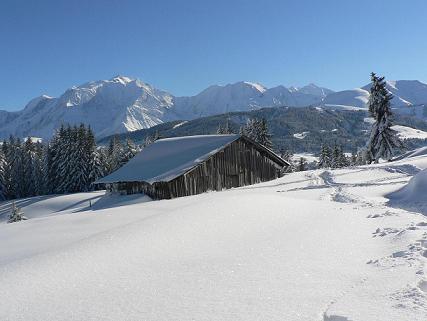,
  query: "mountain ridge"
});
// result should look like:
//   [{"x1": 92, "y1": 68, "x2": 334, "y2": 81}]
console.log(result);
[{"x1": 1, "y1": 76, "x2": 427, "y2": 139}]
